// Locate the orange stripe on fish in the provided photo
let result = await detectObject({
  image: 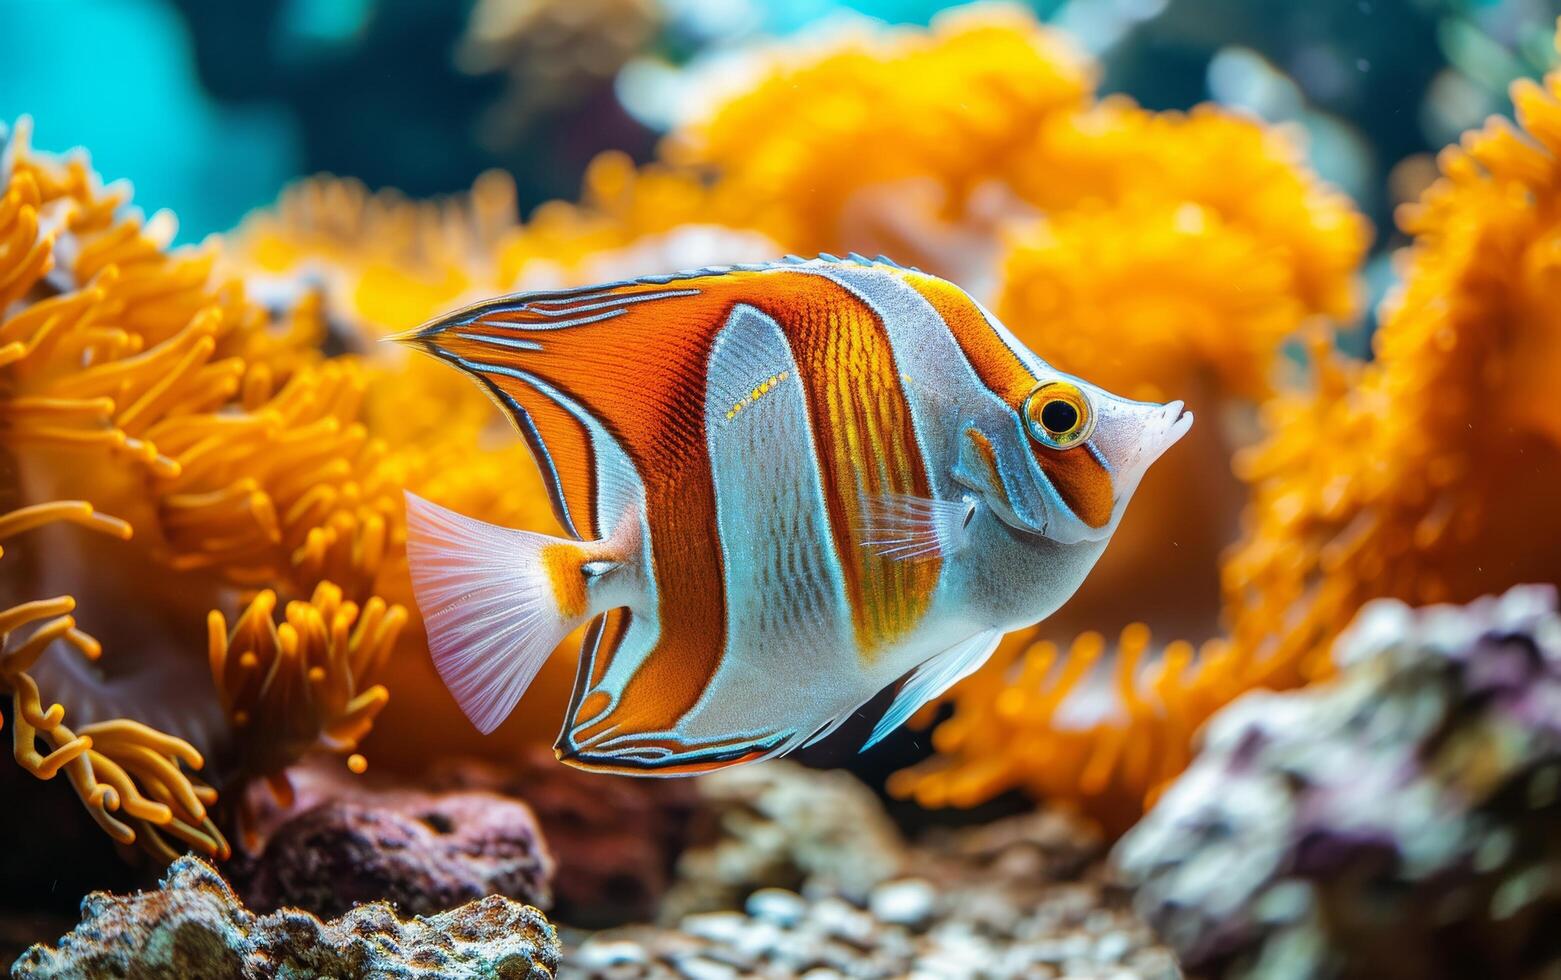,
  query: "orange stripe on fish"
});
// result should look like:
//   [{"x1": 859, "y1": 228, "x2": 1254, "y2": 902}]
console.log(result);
[
  {"x1": 424, "y1": 277, "x2": 743, "y2": 743},
  {"x1": 757, "y1": 274, "x2": 939, "y2": 657},
  {"x1": 566, "y1": 608, "x2": 629, "y2": 731},
  {"x1": 903, "y1": 270, "x2": 1114, "y2": 529},
  {"x1": 902, "y1": 271, "x2": 1033, "y2": 406}
]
